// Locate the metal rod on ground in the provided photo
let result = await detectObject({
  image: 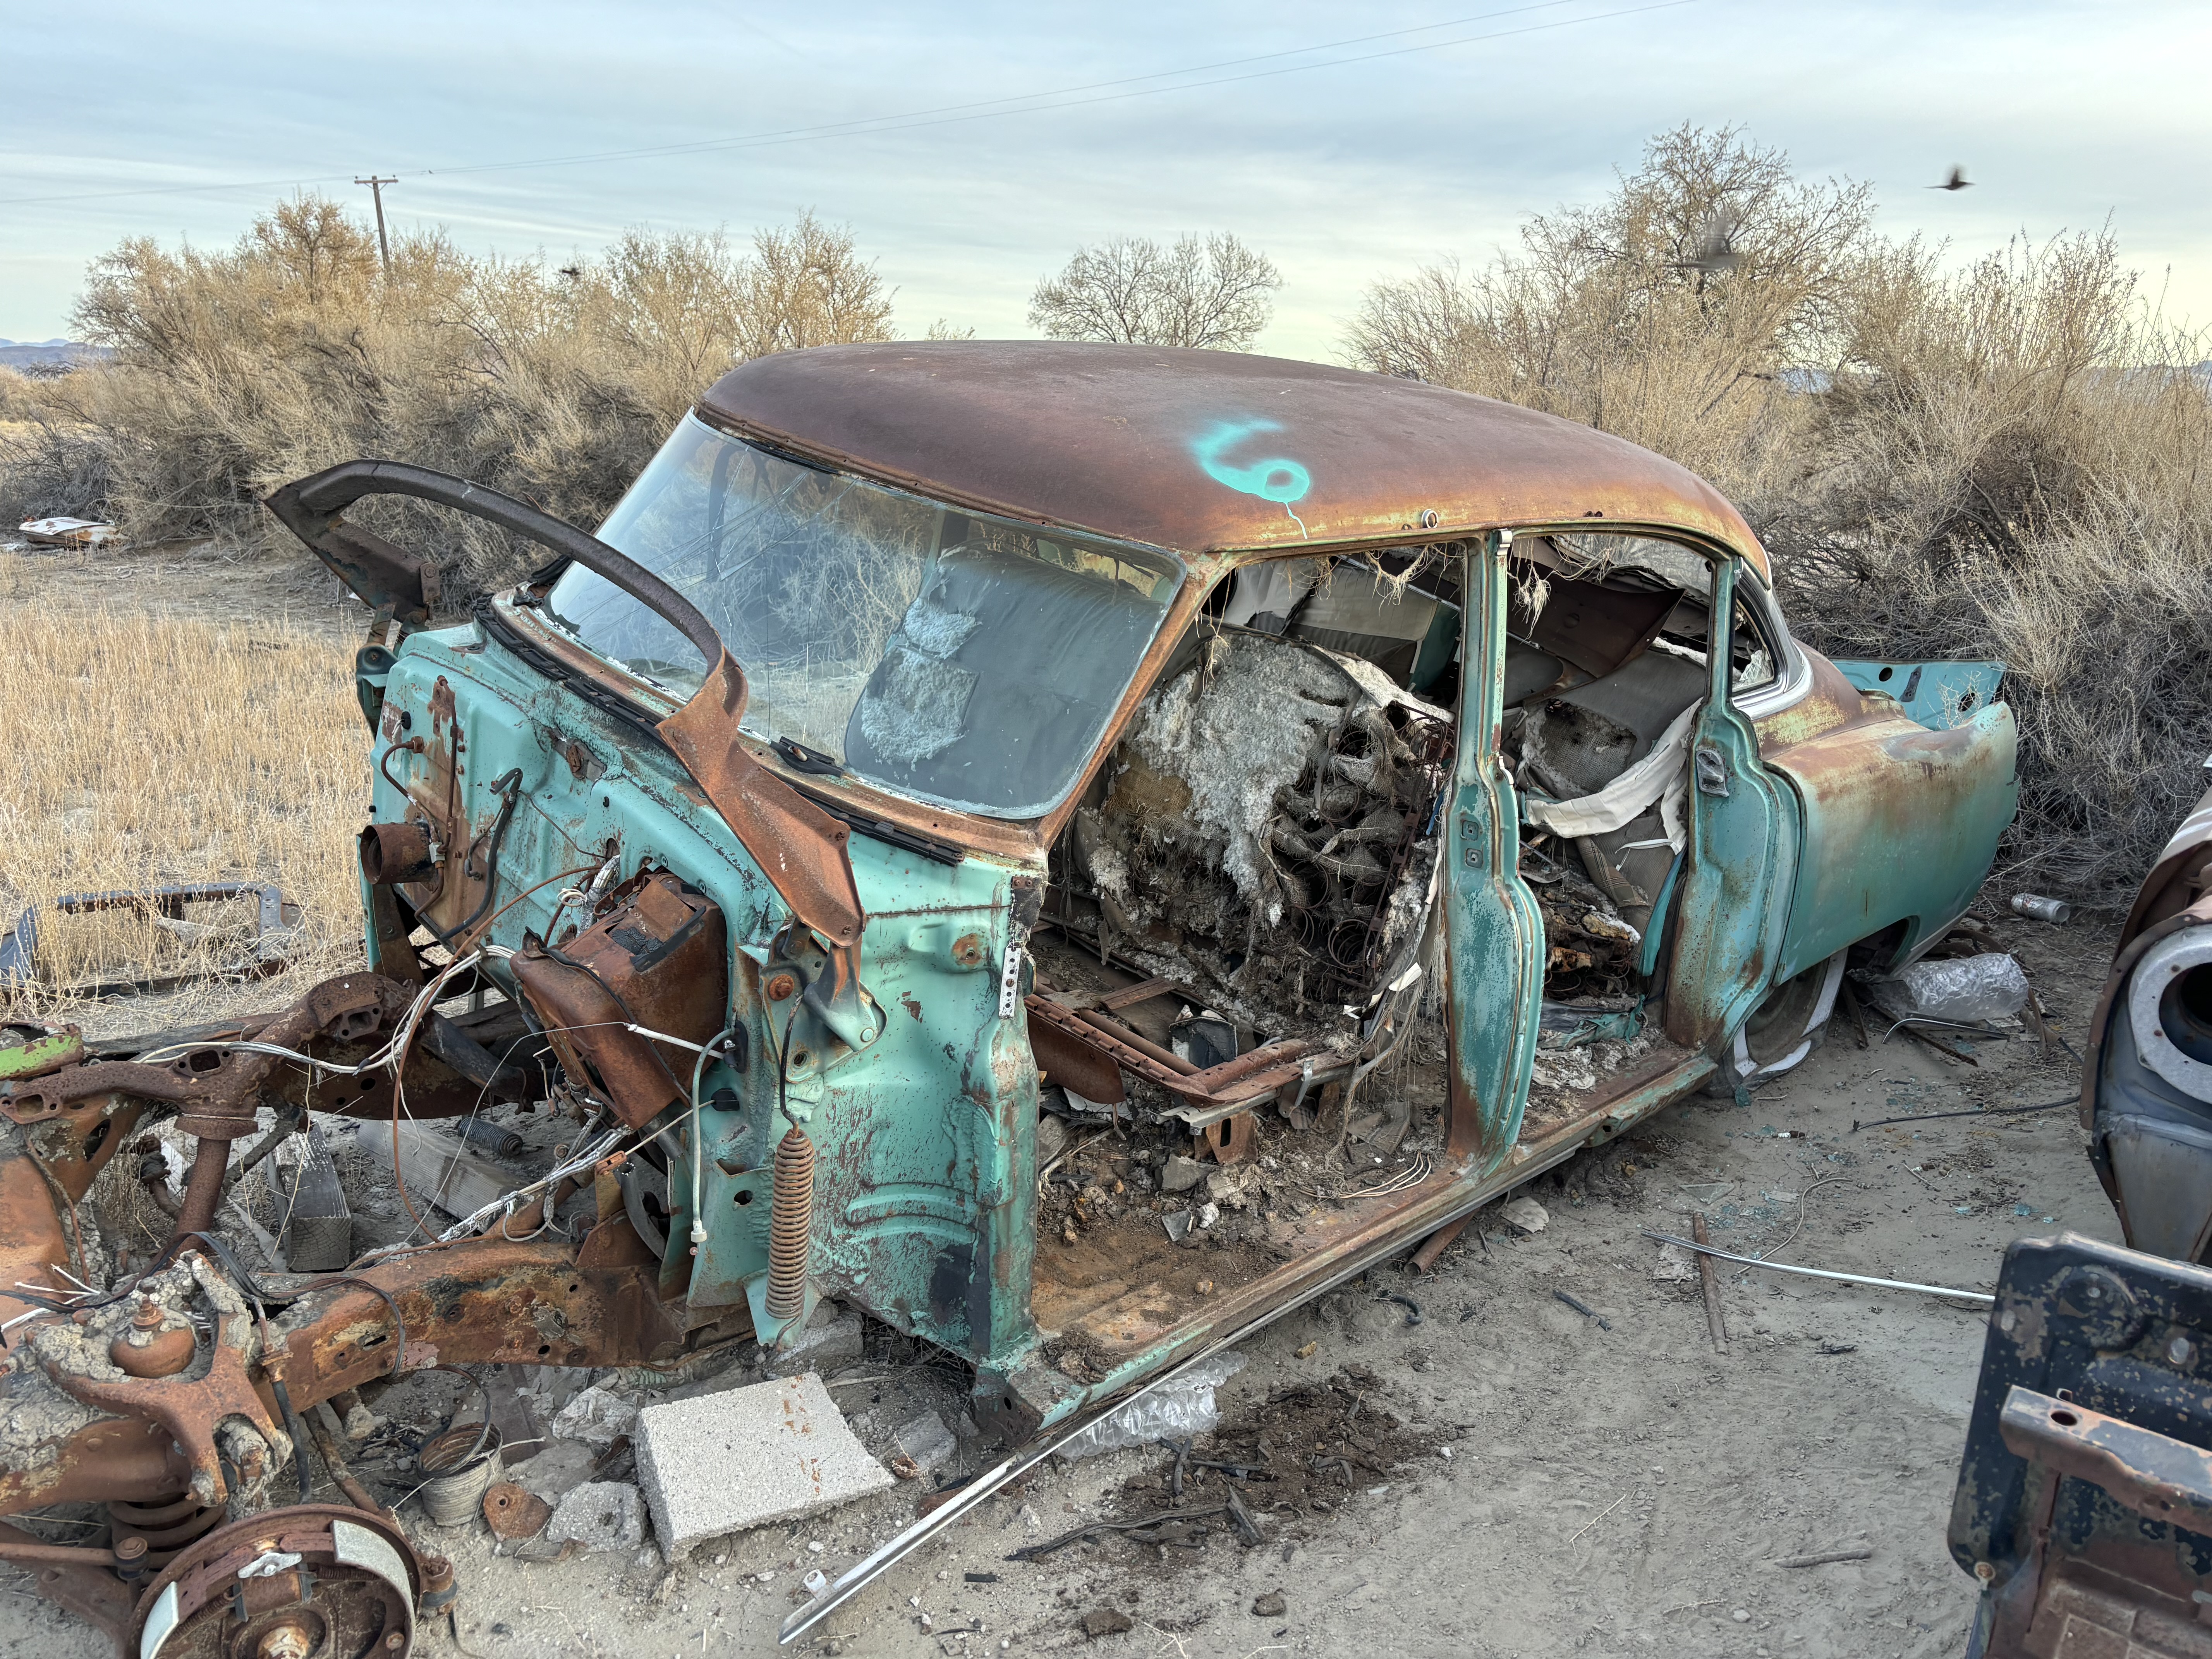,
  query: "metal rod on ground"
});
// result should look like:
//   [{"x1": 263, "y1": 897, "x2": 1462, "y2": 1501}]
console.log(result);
[
  {"x1": 1642, "y1": 1230, "x2": 1995, "y2": 1305},
  {"x1": 1412, "y1": 1212, "x2": 1471, "y2": 1273},
  {"x1": 1771, "y1": 1547, "x2": 1873, "y2": 1568},
  {"x1": 1691, "y1": 1212, "x2": 1728, "y2": 1353}
]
